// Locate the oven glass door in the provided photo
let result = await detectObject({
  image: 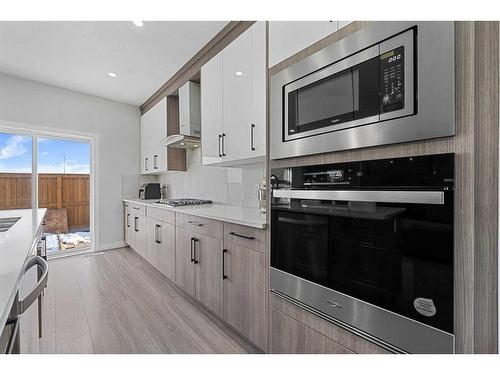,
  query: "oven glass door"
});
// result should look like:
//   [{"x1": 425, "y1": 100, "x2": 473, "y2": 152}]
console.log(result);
[{"x1": 271, "y1": 194, "x2": 453, "y2": 334}]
